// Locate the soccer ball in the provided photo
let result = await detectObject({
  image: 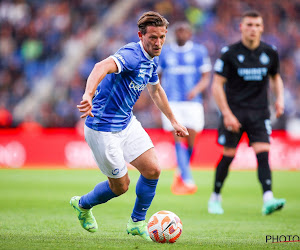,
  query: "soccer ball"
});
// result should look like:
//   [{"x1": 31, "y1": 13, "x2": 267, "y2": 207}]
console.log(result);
[{"x1": 147, "y1": 210, "x2": 182, "y2": 243}]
